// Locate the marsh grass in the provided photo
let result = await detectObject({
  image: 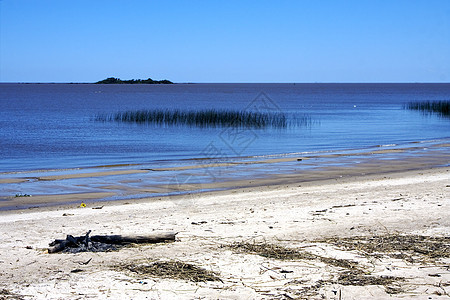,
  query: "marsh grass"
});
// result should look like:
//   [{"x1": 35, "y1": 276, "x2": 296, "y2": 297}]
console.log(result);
[
  {"x1": 95, "y1": 109, "x2": 312, "y2": 128},
  {"x1": 405, "y1": 100, "x2": 450, "y2": 117}
]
